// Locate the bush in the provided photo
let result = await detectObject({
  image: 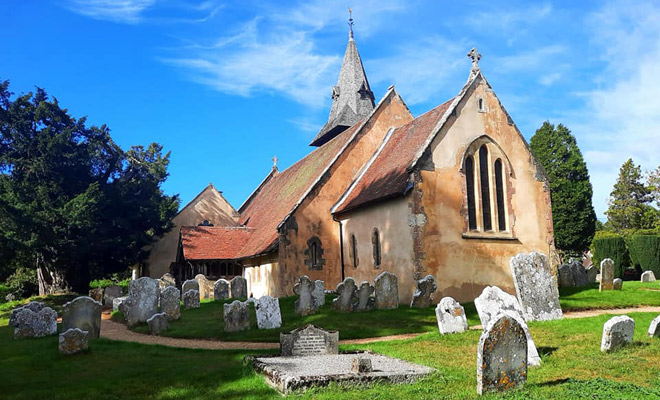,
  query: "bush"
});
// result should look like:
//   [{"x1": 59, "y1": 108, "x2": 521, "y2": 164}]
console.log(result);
[
  {"x1": 89, "y1": 278, "x2": 131, "y2": 291},
  {"x1": 0, "y1": 284, "x2": 12, "y2": 303},
  {"x1": 628, "y1": 235, "x2": 660, "y2": 276},
  {"x1": 5, "y1": 268, "x2": 39, "y2": 299},
  {"x1": 592, "y1": 235, "x2": 629, "y2": 278}
]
